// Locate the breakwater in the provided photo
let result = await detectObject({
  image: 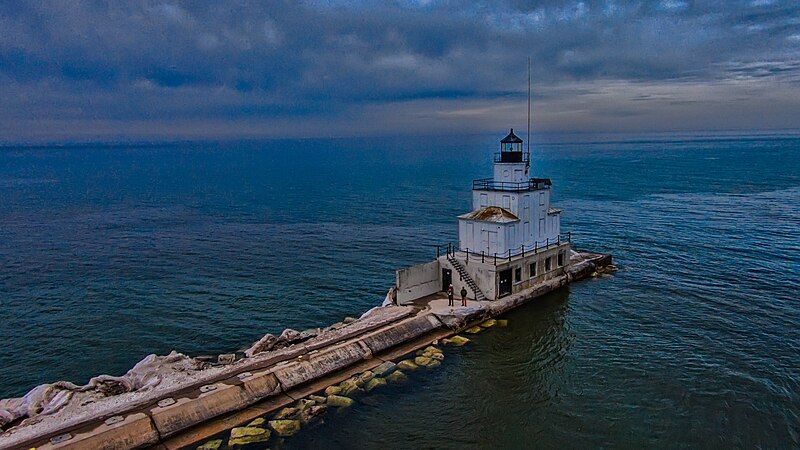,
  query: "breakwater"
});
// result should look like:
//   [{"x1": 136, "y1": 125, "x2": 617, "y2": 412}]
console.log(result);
[{"x1": 0, "y1": 251, "x2": 611, "y2": 449}]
